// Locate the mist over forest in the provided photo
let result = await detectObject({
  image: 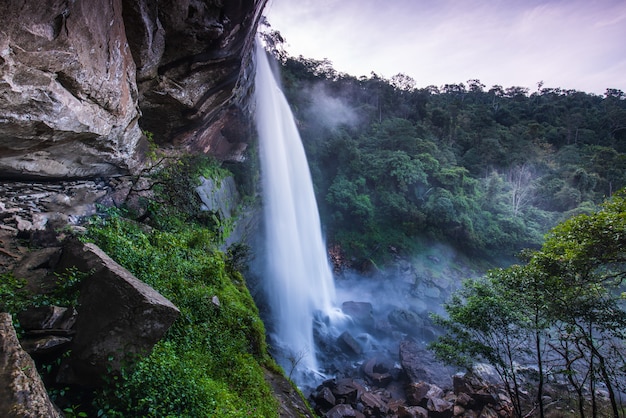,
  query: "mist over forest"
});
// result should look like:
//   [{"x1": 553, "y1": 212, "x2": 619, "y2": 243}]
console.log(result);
[
  {"x1": 257, "y1": 30, "x2": 626, "y2": 417},
  {"x1": 262, "y1": 31, "x2": 626, "y2": 268}
]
